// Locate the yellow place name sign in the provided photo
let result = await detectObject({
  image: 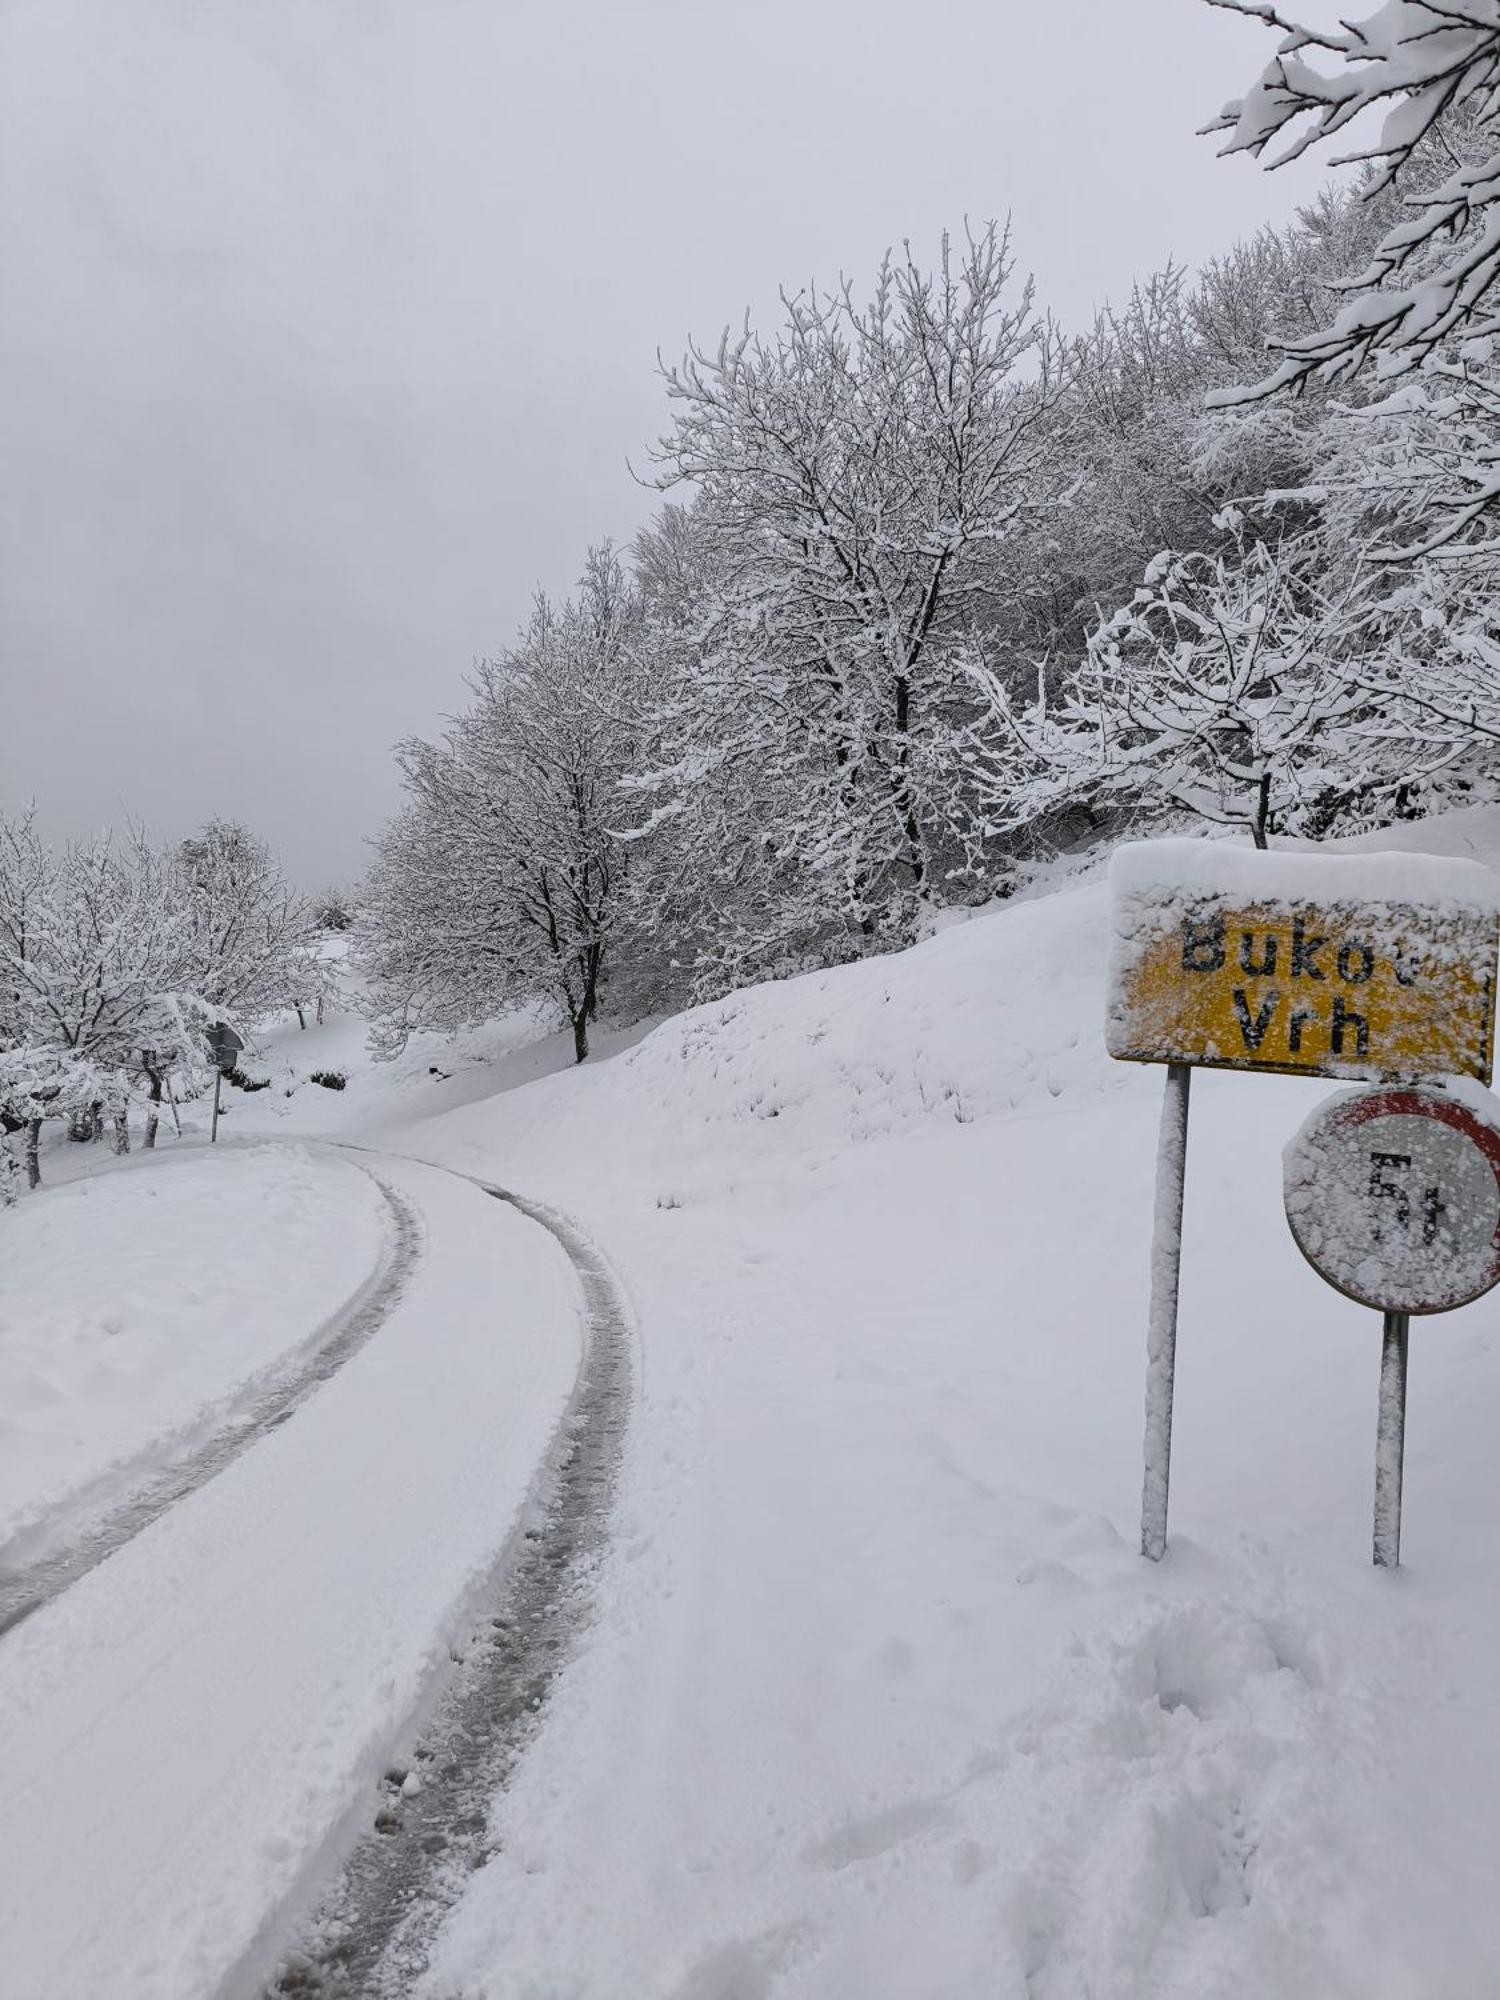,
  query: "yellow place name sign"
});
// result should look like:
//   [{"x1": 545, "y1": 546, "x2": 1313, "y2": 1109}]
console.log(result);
[{"x1": 1107, "y1": 843, "x2": 1500, "y2": 1085}]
